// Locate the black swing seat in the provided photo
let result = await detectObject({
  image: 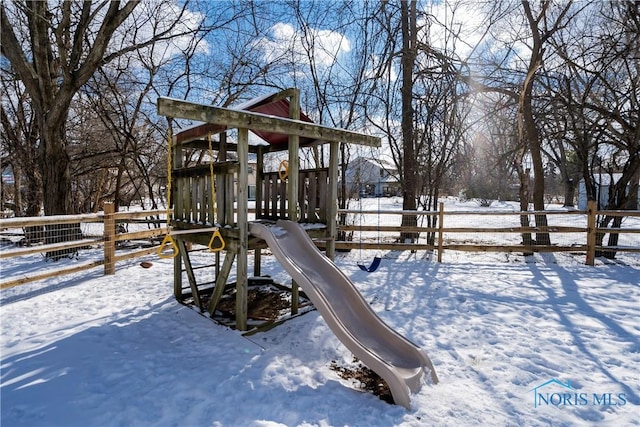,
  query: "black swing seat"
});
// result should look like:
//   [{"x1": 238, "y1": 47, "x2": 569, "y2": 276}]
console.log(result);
[{"x1": 357, "y1": 256, "x2": 382, "y2": 272}]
